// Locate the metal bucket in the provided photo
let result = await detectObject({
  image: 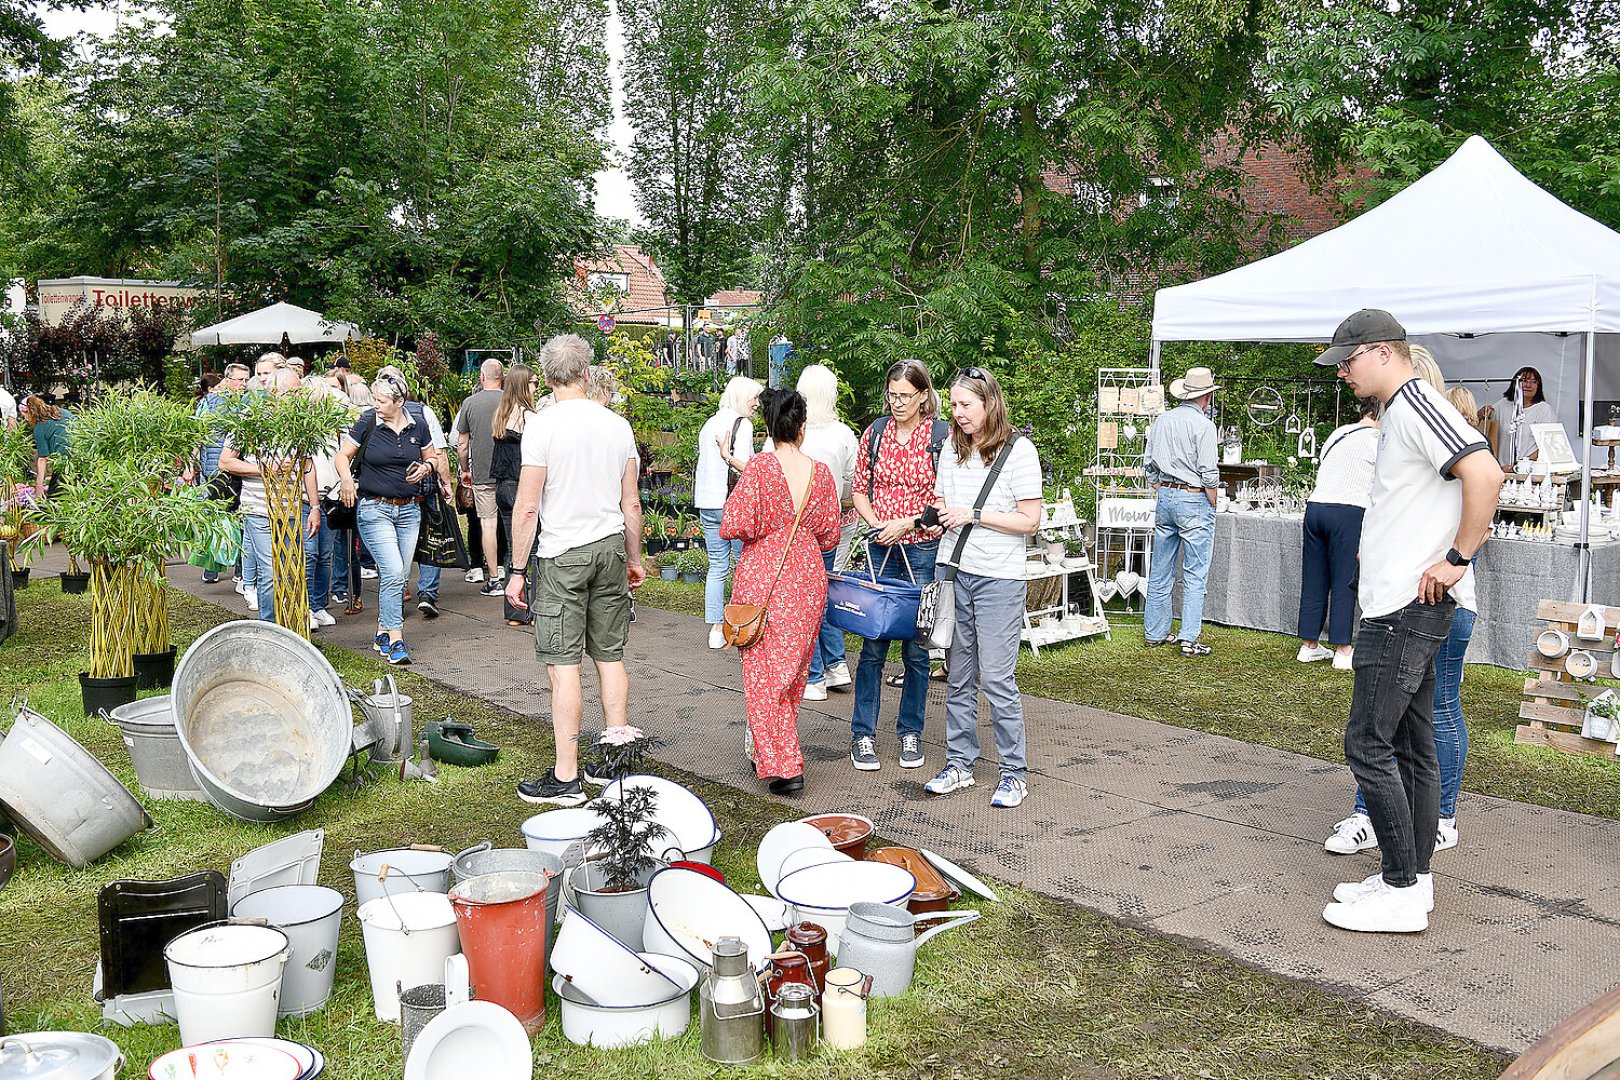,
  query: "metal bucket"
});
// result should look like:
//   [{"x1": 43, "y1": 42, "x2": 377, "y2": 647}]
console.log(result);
[
  {"x1": 450, "y1": 844, "x2": 564, "y2": 931},
  {"x1": 172, "y1": 621, "x2": 353, "y2": 823},
  {"x1": 0, "y1": 702, "x2": 151, "y2": 868},
  {"x1": 398, "y1": 981, "x2": 446, "y2": 1063},
  {"x1": 357, "y1": 675, "x2": 413, "y2": 764},
  {"x1": 105, "y1": 696, "x2": 204, "y2": 801}
]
